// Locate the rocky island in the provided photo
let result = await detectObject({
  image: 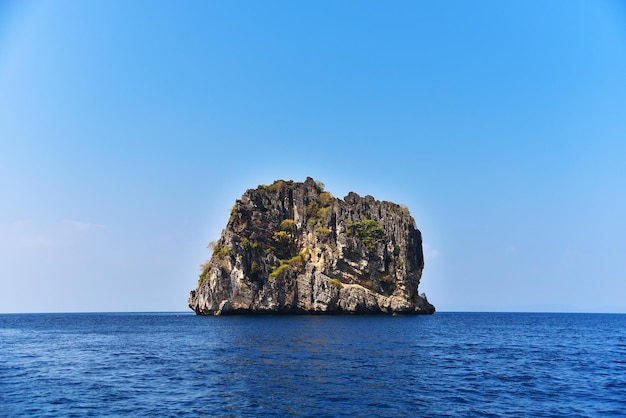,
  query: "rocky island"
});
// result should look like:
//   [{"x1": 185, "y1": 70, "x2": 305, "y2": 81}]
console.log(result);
[{"x1": 188, "y1": 178, "x2": 435, "y2": 315}]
